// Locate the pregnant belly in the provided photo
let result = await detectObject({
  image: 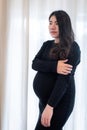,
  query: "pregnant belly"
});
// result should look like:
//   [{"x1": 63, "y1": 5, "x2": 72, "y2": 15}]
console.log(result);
[{"x1": 33, "y1": 72, "x2": 57, "y2": 102}]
